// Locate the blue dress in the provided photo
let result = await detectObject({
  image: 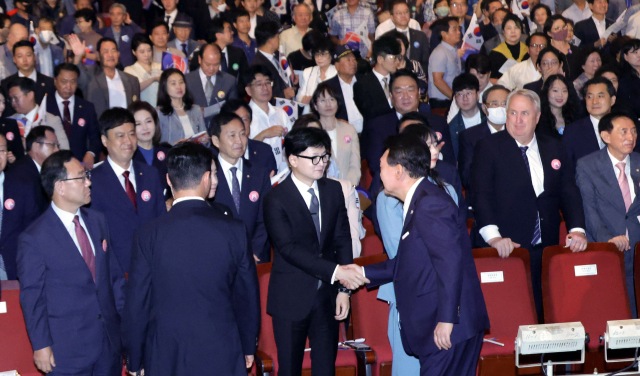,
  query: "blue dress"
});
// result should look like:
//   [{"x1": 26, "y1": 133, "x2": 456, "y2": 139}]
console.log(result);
[{"x1": 376, "y1": 178, "x2": 457, "y2": 375}]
